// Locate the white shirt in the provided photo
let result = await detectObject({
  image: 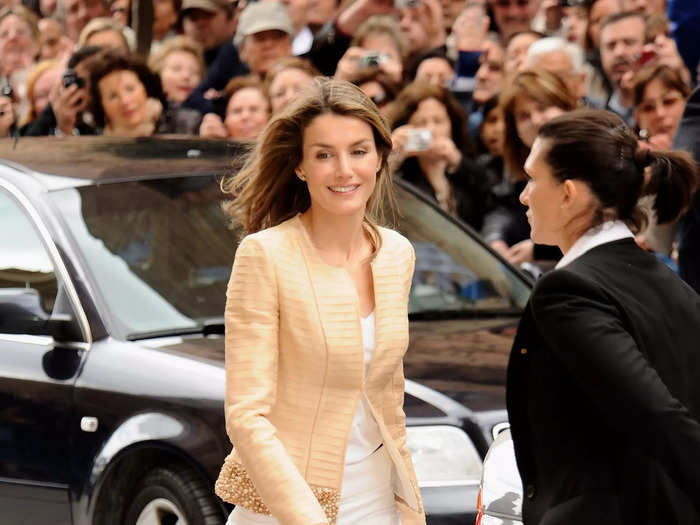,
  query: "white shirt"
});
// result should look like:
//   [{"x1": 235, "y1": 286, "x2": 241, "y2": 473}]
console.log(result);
[
  {"x1": 556, "y1": 220, "x2": 634, "y2": 269},
  {"x1": 344, "y1": 311, "x2": 384, "y2": 465}
]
